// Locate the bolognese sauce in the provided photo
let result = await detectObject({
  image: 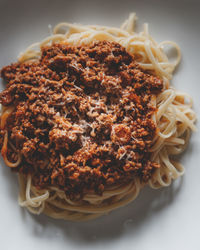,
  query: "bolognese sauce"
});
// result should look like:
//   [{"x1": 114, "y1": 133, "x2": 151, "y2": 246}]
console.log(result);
[{"x1": 0, "y1": 41, "x2": 163, "y2": 199}]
